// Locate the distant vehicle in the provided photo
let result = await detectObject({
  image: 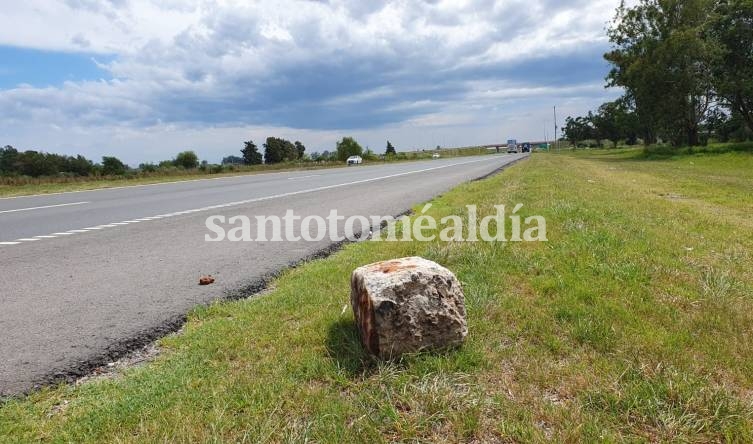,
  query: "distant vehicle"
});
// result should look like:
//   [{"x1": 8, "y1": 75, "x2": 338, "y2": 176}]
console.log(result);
[
  {"x1": 346, "y1": 155, "x2": 363, "y2": 165},
  {"x1": 521, "y1": 143, "x2": 531, "y2": 153},
  {"x1": 507, "y1": 139, "x2": 518, "y2": 153},
  {"x1": 432, "y1": 152, "x2": 440, "y2": 158}
]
